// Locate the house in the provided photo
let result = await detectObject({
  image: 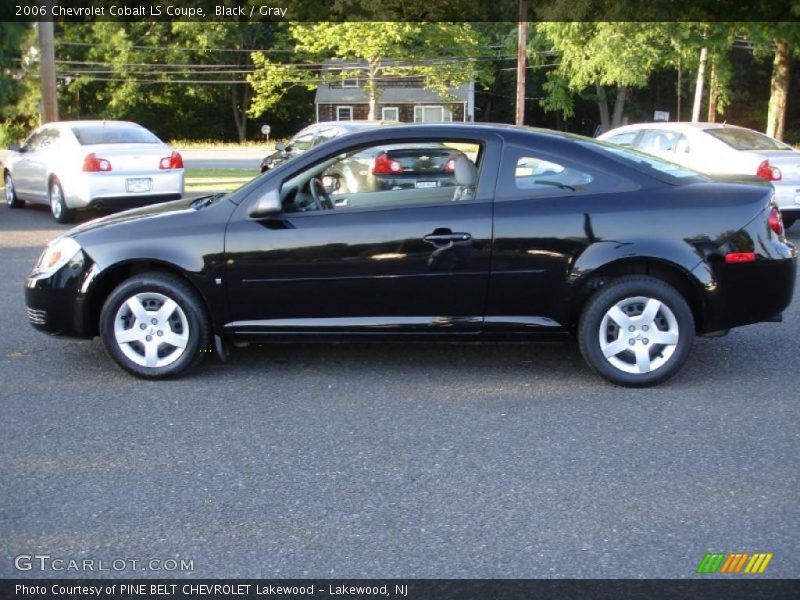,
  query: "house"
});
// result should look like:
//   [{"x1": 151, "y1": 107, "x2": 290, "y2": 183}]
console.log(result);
[{"x1": 314, "y1": 59, "x2": 474, "y2": 124}]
